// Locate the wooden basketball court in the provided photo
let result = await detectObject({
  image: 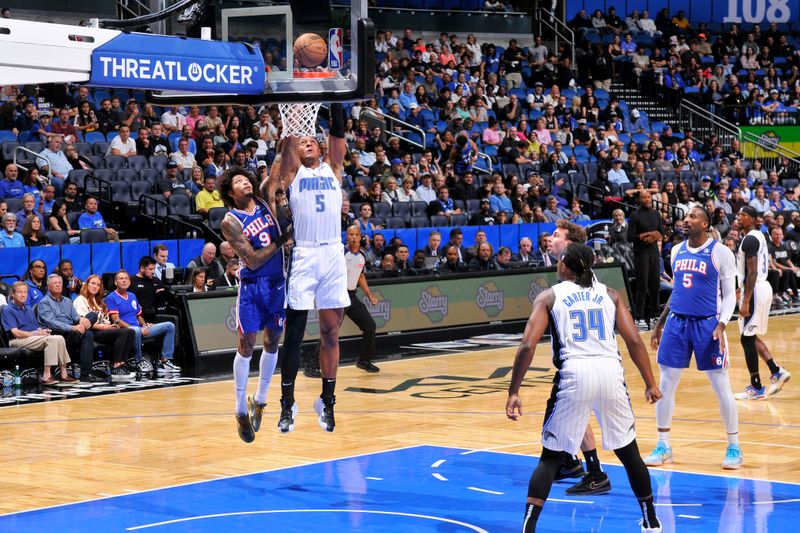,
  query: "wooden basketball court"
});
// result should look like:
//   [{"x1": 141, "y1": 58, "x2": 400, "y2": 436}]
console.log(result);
[{"x1": 0, "y1": 315, "x2": 798, "y2": 529}]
